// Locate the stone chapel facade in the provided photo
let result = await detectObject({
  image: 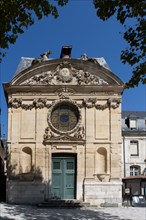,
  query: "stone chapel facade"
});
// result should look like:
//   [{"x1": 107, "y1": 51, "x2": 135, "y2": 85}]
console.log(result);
[{"x1": 4, "y1": 47, "x2": 124, "y2": 206}]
